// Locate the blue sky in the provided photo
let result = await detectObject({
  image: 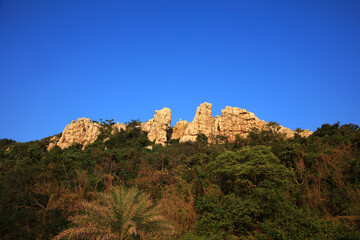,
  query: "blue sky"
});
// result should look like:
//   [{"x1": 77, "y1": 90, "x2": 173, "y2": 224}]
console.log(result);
[{"x1": 1, "y1": 0, "x2": 359, "y2": 142}]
